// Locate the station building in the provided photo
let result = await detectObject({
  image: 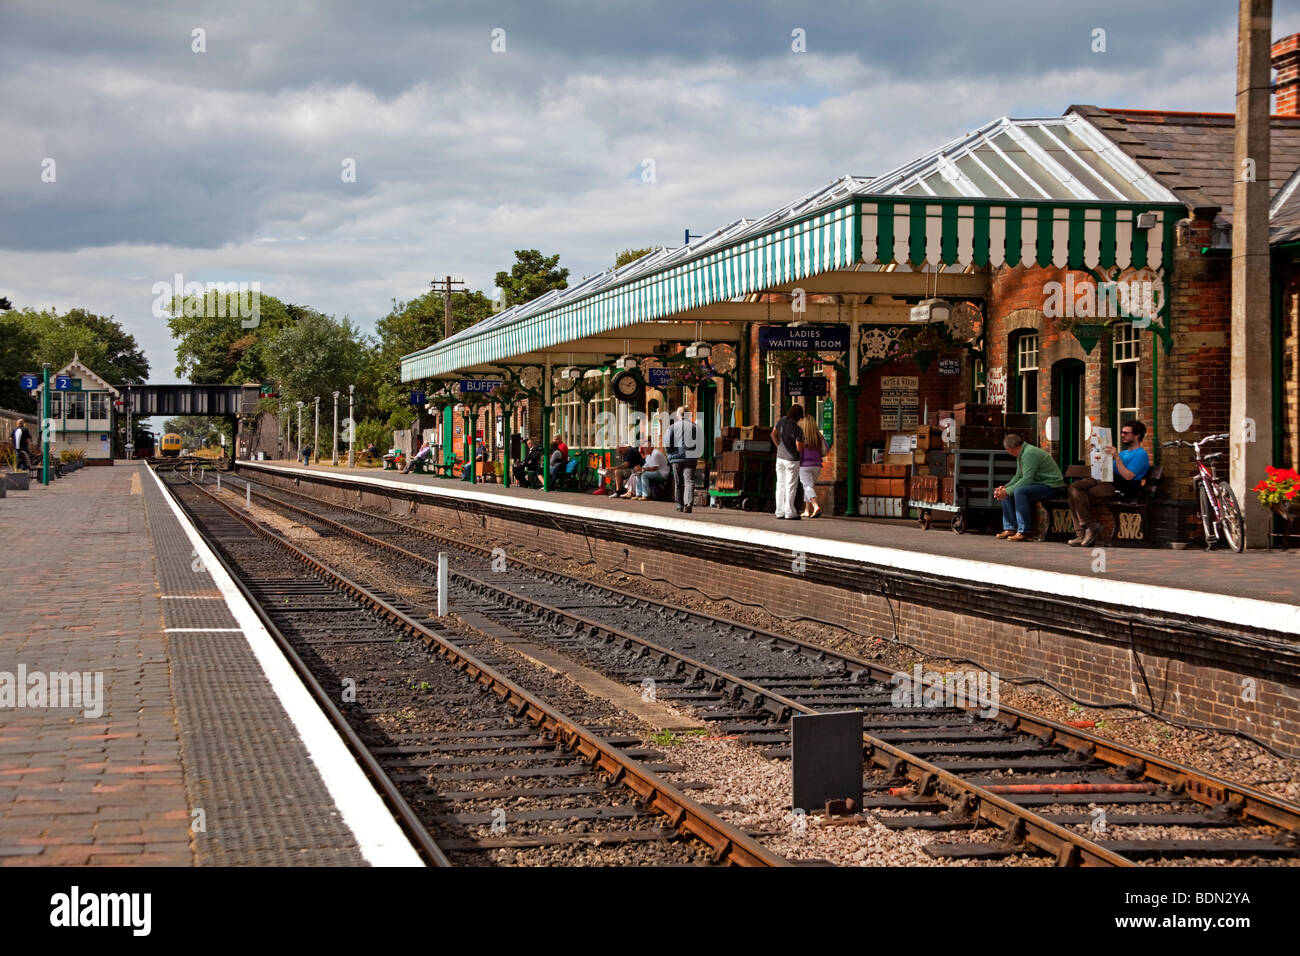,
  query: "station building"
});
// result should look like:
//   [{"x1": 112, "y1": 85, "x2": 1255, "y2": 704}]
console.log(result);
[
  {"x1": 30, "y1": 354, "x2": 121, "y2": 464},
  {"x1": 401, "y1": 74, "x2": 1300, "y2": 547}
]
